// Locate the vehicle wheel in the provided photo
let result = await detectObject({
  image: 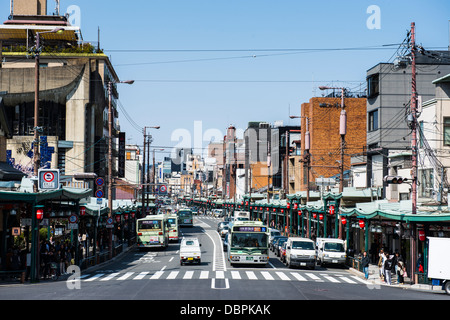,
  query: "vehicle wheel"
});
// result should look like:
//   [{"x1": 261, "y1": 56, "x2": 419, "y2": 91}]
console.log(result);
[{"x1": 445, "y1": 281, "x2": 450, "y2": 295}]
